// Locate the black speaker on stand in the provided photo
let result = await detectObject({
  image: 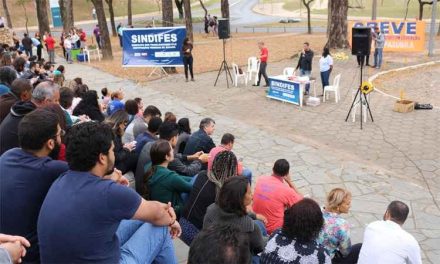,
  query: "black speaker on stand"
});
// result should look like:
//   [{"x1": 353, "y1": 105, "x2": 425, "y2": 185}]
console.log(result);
[
  {"x1": 214, "y1": 18, "x2": 233, "y2": 88},
  {"x1": 345, "y1": 27, "x2": 374, "y2": 129}
]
